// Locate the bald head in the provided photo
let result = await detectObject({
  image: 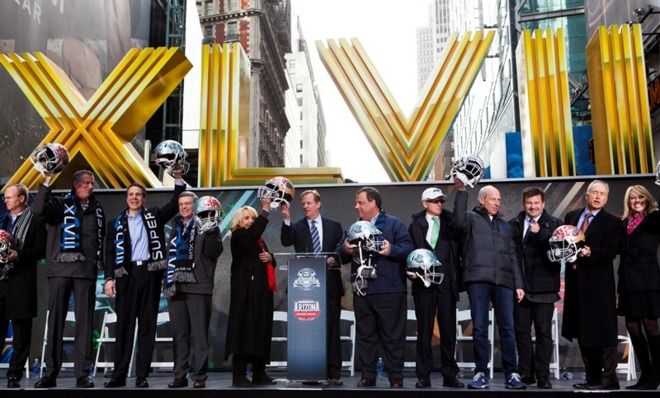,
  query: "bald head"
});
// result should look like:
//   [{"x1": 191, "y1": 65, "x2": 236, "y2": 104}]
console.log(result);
[{"x1": 478, "y1": 185, "x2": 501, "y2": 216}]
